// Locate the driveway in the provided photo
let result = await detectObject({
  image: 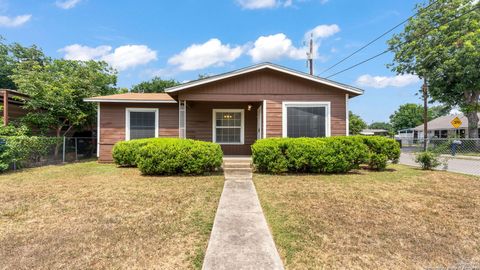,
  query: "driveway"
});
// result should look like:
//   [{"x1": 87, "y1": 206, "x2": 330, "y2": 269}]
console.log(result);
[{"x1": 399, "y1": 152, "x2": 480, "y2": 176}]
